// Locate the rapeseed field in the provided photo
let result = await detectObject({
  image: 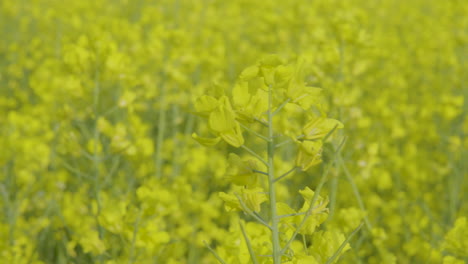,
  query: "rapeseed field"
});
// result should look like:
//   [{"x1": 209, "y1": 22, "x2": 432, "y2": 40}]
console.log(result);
[{"x1": 0, "y1": 0, "x2": 467, "y2": 263}]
